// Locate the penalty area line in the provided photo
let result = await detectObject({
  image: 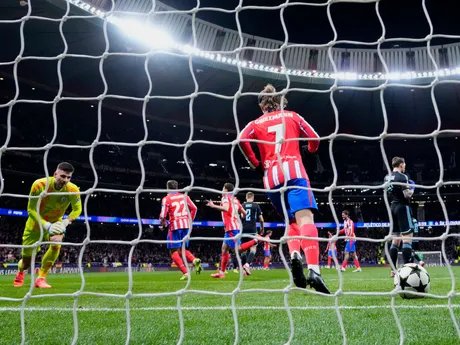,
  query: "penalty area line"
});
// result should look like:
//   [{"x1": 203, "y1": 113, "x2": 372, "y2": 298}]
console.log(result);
[{"x1": 0, "y1": 304, "x2": 459, "y2": 312}]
